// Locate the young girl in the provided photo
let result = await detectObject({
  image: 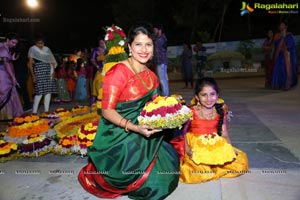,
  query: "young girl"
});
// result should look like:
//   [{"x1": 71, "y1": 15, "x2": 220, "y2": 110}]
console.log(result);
[
  {"x1": 180, "y1": 77, "x2": 248, "y2": 183},
  {"x1": 54, "y1": 57, "x2": 71, "y2": 102},
  {"x1": 74, "y1": 58, "x2": 87, "y2": 102},
  {"x1": 66, "y1": 61, "x2": 76, "y2": 101}
]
